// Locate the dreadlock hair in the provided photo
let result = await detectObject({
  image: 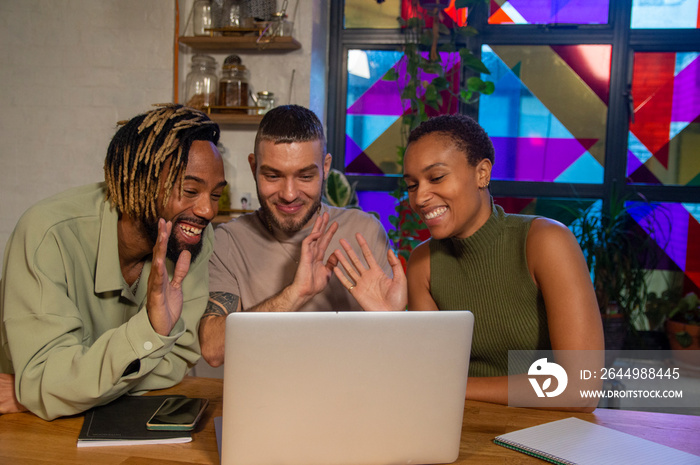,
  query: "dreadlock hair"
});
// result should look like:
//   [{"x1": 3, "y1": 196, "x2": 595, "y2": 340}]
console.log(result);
[
  {"x1": 104, "y1": 104, "x2": 220, "y2": 222},
  {"x1": 253, "y1": 104, "x2": 326, "y2": 160},
  {"x1": 408, "y1": 114, "x2": 495, "y2": 167}
]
